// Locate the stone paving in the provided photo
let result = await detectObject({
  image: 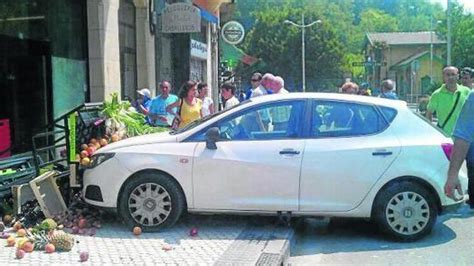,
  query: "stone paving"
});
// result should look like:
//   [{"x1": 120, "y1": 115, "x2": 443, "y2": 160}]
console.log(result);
[
  {"x1": 0, "y1": 215, "x2": 248, "y2": 265},
  {"x1": 0, "y1": 215, "x2": 293, "y2": 265}
]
